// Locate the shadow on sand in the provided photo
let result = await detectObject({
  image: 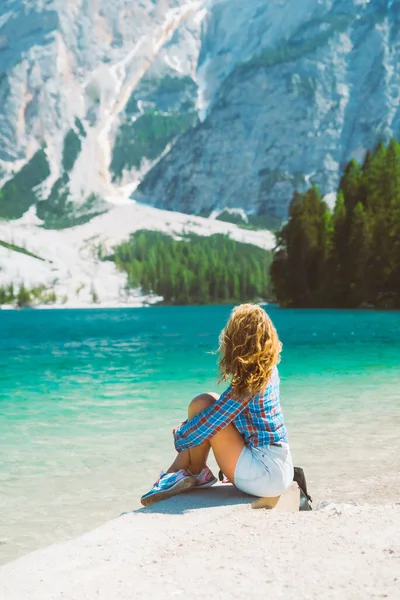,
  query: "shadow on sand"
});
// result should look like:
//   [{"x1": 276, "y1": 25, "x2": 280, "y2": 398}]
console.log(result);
[{"x1": 127, "y1": 484, "x2": 255, "y2": 516}]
